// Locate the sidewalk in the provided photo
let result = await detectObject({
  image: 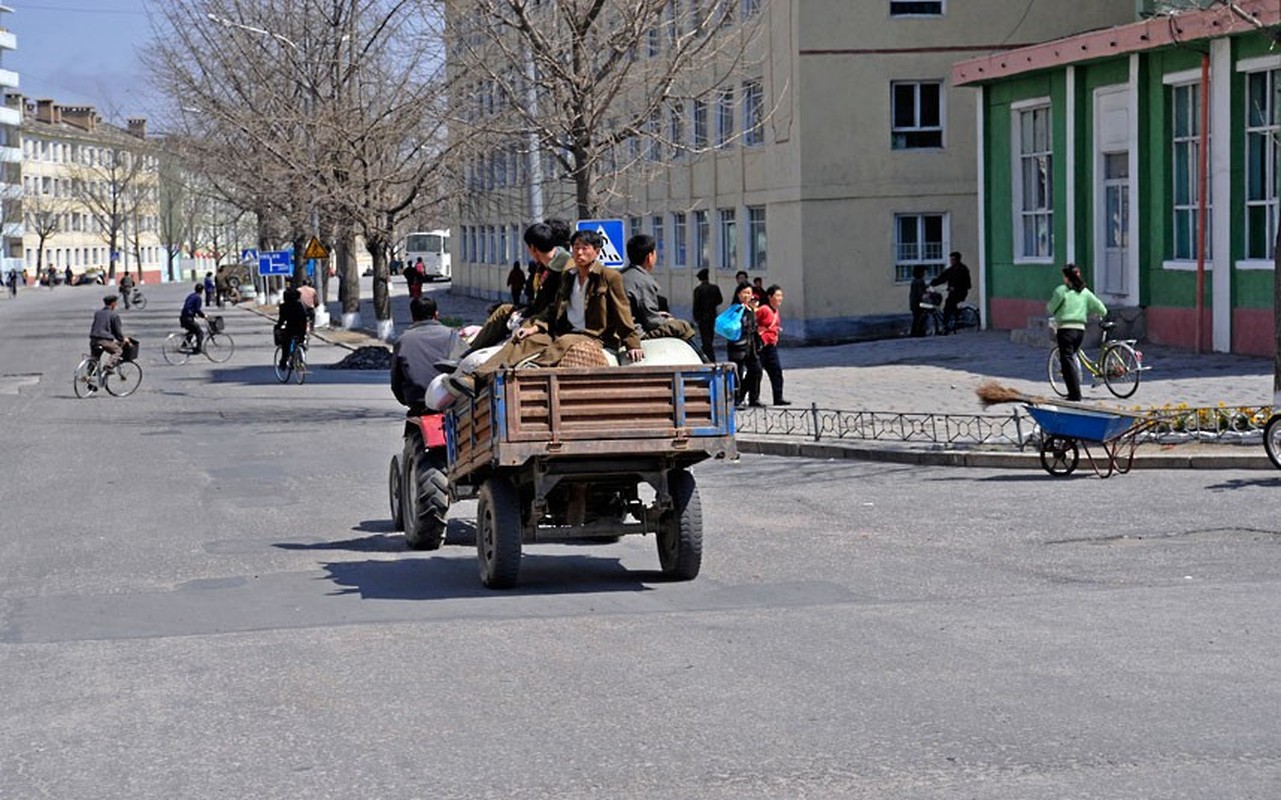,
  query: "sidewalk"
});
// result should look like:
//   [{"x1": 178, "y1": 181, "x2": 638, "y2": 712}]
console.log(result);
[{"x1": 308, "y1": 281, "x2": 1277, "y2": 471}]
